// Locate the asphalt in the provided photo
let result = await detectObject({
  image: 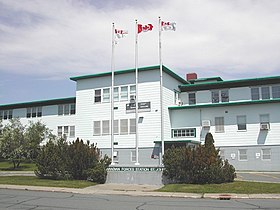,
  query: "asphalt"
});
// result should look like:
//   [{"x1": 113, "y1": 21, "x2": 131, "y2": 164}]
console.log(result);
[{"x1": 0, "y1": 171, "x2": 280, "y2": 200}]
